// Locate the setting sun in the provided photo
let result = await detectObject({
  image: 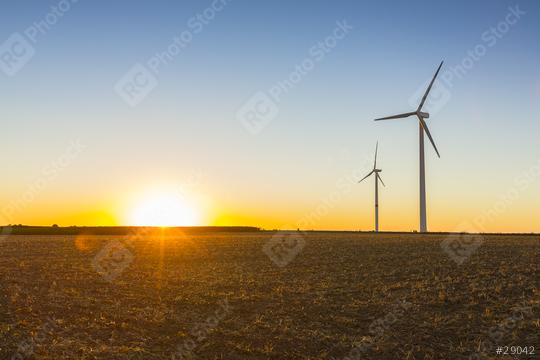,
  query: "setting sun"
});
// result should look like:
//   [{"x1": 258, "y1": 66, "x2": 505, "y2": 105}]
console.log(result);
[{"x1": 128, "y1": 190, "x2": 200, "y2": 227}]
